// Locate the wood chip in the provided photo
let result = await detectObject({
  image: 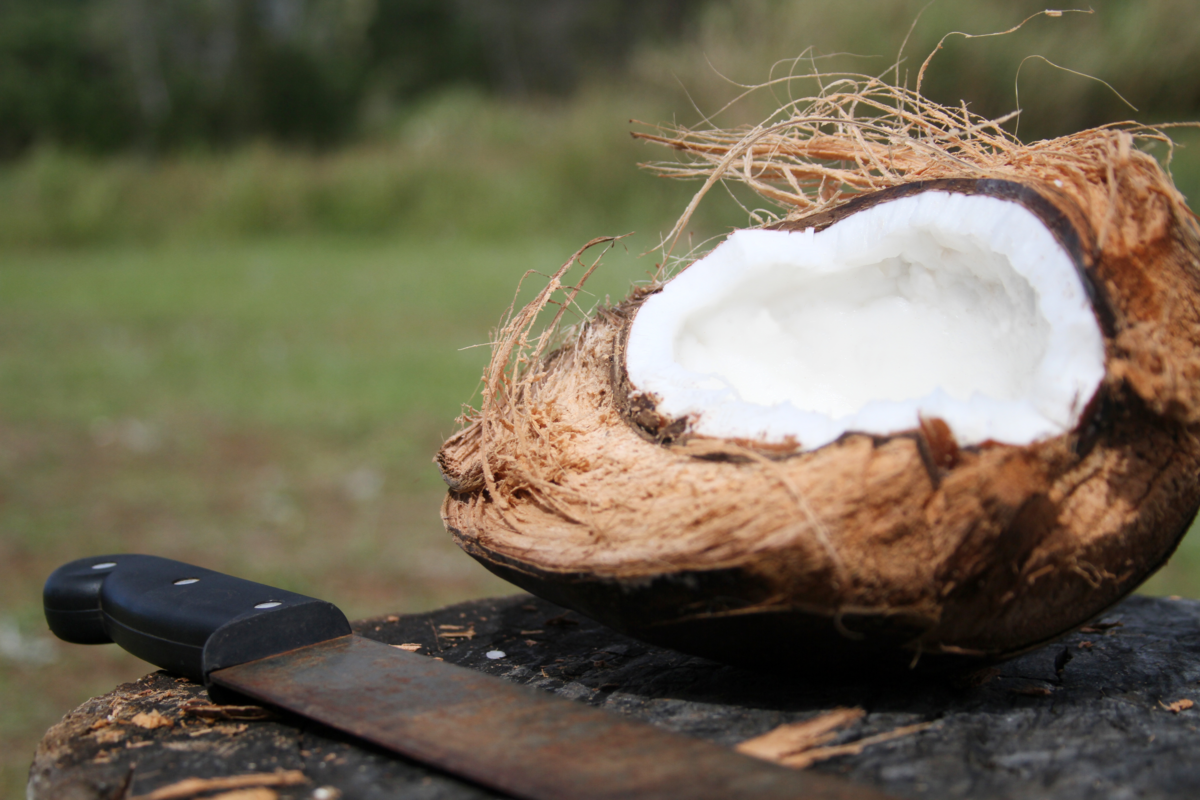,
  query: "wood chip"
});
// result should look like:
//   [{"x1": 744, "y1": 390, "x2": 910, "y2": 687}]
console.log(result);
[
  {"x1": 92, "y1": 727, "x2": 126, "y2": 744},
  {"x1": 736, "y1": 708, "x2": 865, "y2": 761},
  {"x1": 393, "y1": 643, "x2": 423, "y2": 652},
  {"x1": 181, "y1": 700, "x2": 272, "y2": 721},
  {"x1": 437, "y1": 624, "x2": 464, "y2": 630},
  {"x1": 1080, "y1": 621, "x2": 1123, "y2": 633},
  {"x1": 206, "y1": 790, "x2": 277, "y2": 800},
  {"x1": 737, "y1": 709, "x2": 934, "y2": 770},
  {"x1": 1163, "y1": 698, "x2": 1194, "y2": 713},
  {"x1": 131, "y1": 710, "x2": 175, "y2": 730},
  {"x1": 384, "y1": 615, "x2": 400, "y2": 622},
  {"x1": 1078, "y1": 640, "x2": 1094, "y2": 649},
  {"x1": 776, "y1": 722, "x2": 936, "y2": 769},
  {"x1": 128, "y1": 770, "x2": 307, "y2": 800},
  {"x1": 188, "y1": 723, "x2": 248, "y2": 737},
  {"x1": 439, "y1": 626, "x2": 476, "y2": 640}
]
